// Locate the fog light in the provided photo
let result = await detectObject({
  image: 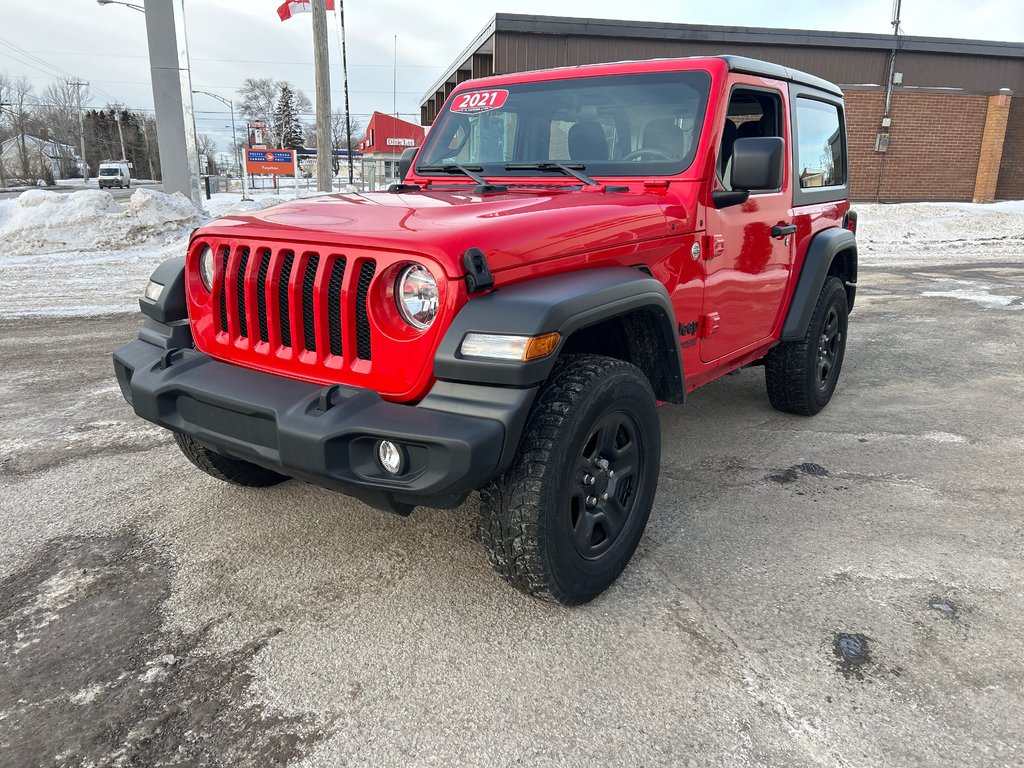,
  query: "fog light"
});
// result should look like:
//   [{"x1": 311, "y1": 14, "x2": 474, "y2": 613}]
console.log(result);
[{"x1": 377, "y1": 440, "x2": 403, "y2": 475}]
